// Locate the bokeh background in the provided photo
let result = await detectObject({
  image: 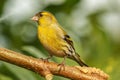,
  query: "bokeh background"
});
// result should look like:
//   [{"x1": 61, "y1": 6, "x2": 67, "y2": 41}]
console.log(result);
[{"x1": 0, "y1": 0, "x2": 120, "y2": 80}]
